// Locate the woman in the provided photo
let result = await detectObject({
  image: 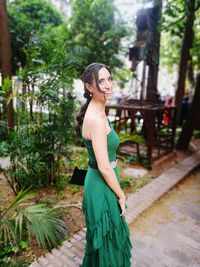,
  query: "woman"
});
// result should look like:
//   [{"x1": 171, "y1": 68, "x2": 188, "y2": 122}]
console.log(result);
[{"x1": 77, "y1": 63, "x2": 132, "y2": 267}]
